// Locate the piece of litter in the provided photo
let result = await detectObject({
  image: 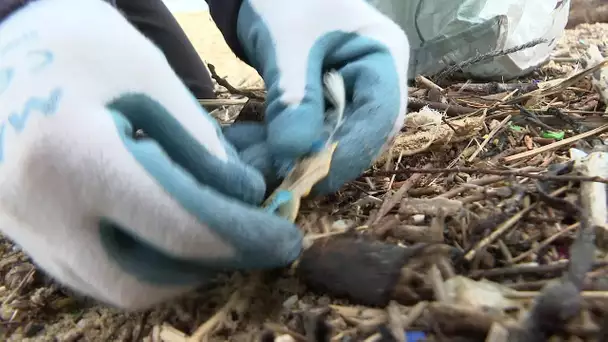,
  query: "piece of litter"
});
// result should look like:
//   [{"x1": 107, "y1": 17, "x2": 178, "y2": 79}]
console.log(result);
[
  {"x1": 569, "y1": 148, "x2": 588, "y2": 161},
  {"x1": 332, "y1": 220, "x2": 351, "y2": 230},
  {"x1": 405, "y1": 331, "x2": 426, "y2": 342},
  {"x1": 442, "y1": 276, "x2": 521, "y2": 316},
  {"x1": 541, "y1": 130, "x2": 565, "y2": 140},
  {"x1": 509, "y1": 124, "x2": 524, "y2": 132},
  {"x1": 274, "y1": 335, "x2": 296, "y2": 342},
  {"x1": 412, "y1": 214, "x2": 425, "y2": 224},
  {"x1": 263, "y1": 143, "x2": 338, "y2": 222},
  {"x1": 282, "y1": 295, "x2": 298, "y2": 310}
]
